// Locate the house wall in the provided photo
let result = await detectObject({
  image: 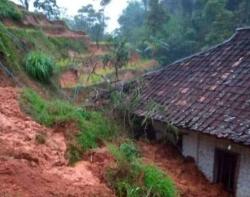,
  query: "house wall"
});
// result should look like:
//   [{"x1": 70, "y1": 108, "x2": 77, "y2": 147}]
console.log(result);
[
  {"x1": 182, "y1": 132, "x2": 250, "y2": 197},
  {"x1": 151, "y1": 121, "x2": 250, "y2": 197}
]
